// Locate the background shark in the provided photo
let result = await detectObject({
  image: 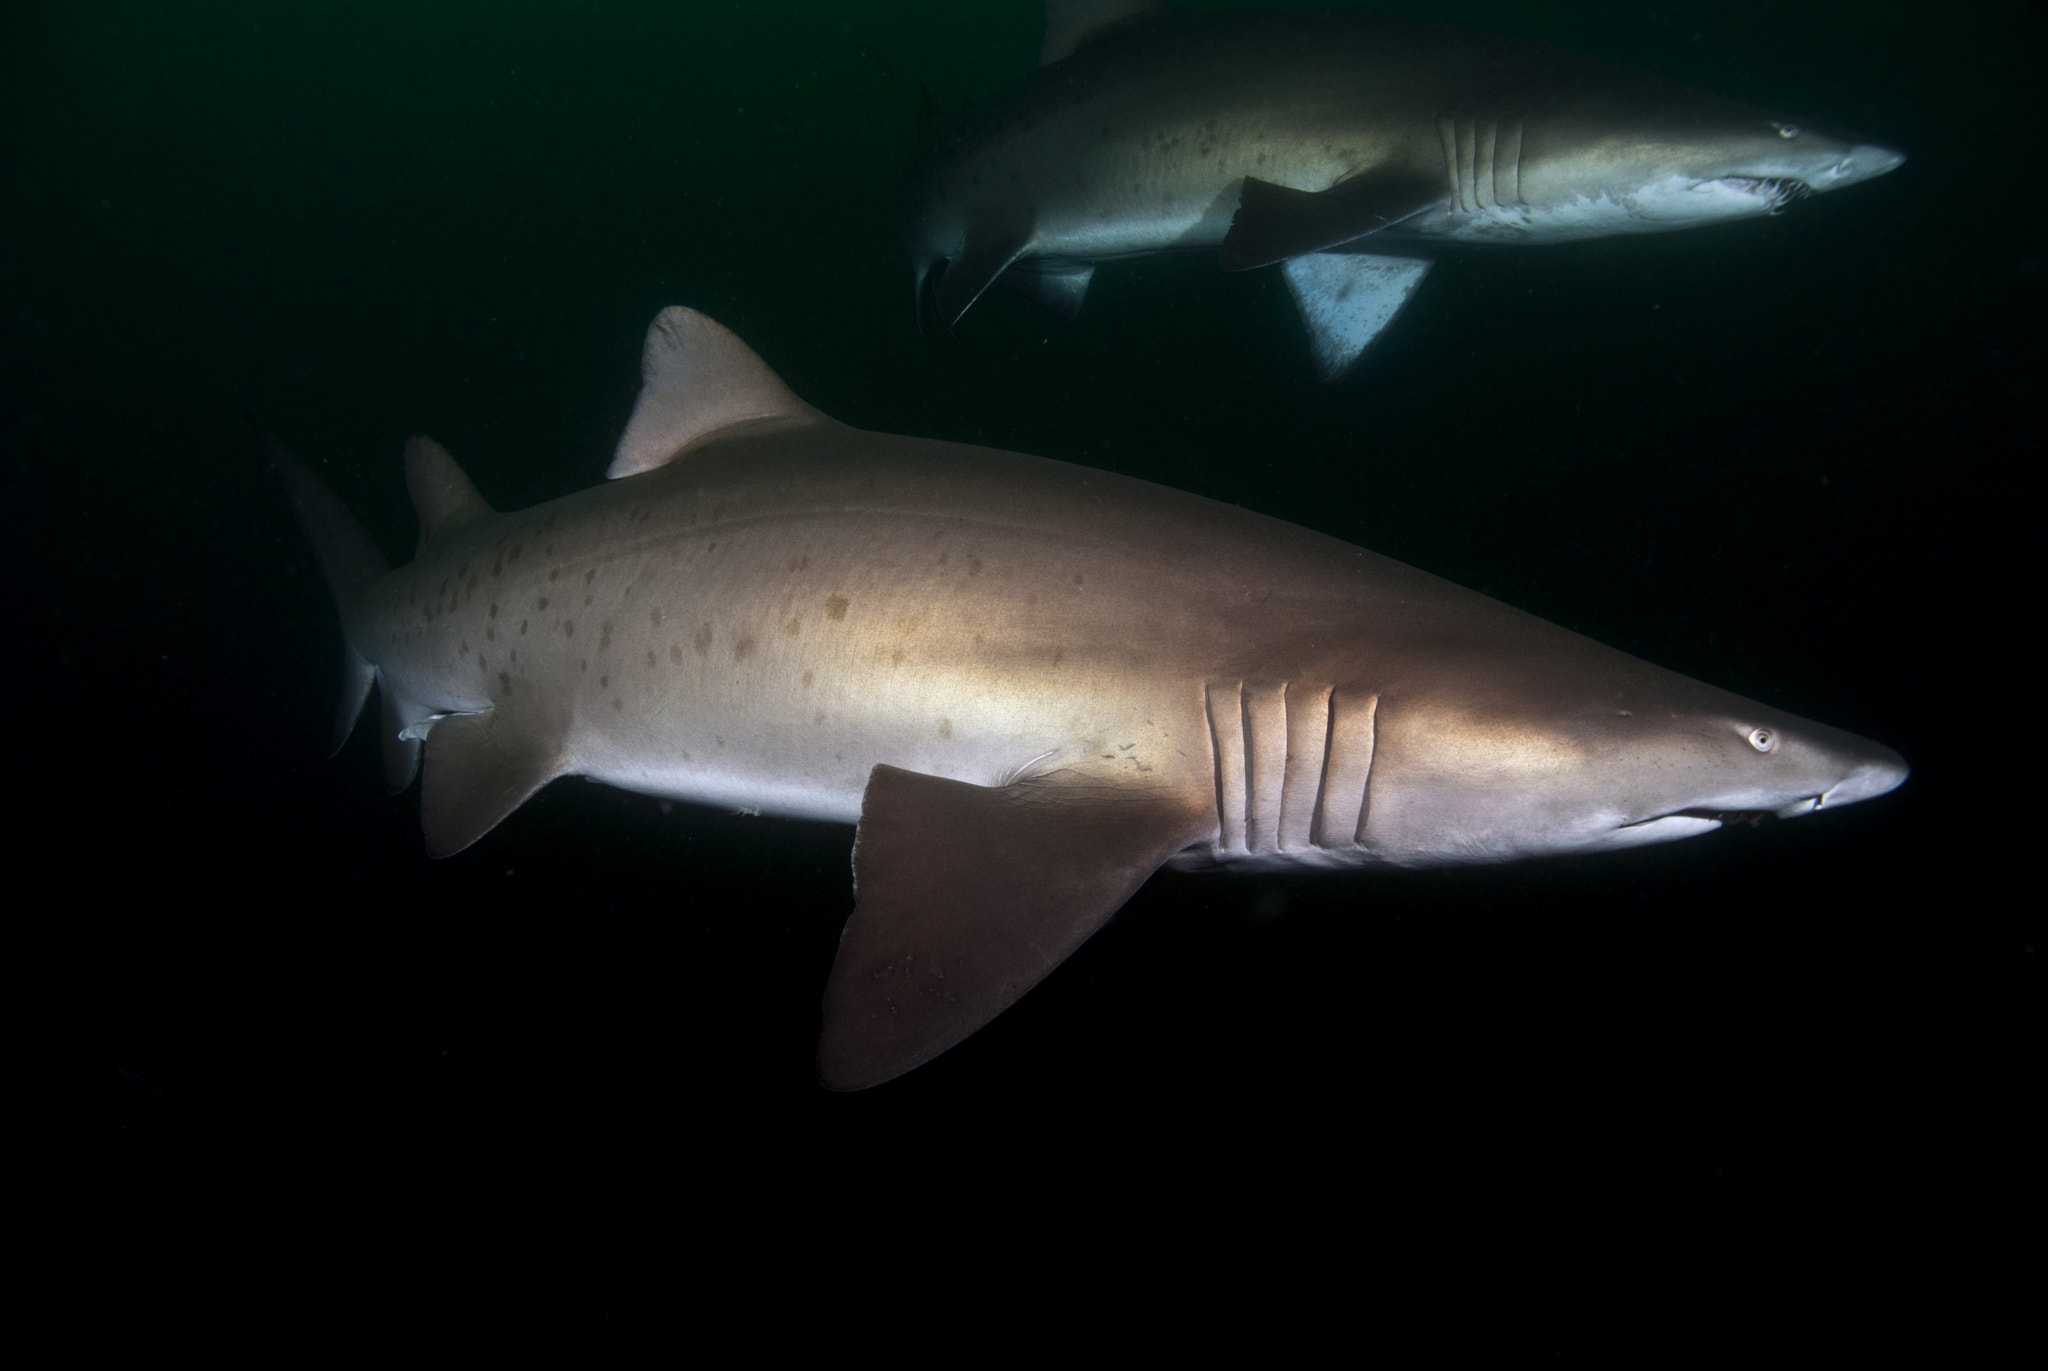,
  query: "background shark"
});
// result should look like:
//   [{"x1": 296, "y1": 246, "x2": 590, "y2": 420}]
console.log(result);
[
  {"x1": 275, "y1": 307, "x2": 1904, "y2": 1087},
  {"x1": 905, "y1": 0, "x2": 1906, "y2": 377}
]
